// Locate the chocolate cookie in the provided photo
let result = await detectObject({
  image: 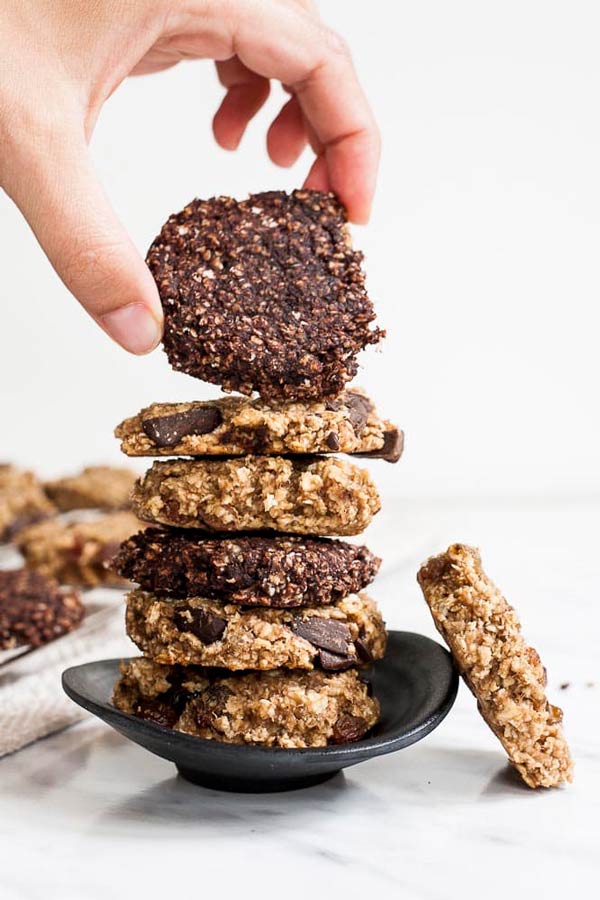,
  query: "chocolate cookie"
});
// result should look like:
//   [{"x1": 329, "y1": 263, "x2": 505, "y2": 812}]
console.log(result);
[
  {"x1": 16, "y1": 511, "x2": 147, "y2": 588},
  {"x1": 113, "y1": 658, "x2": 379, "y2": 748},
  {"x1": 114, "y1": 530, "x2": 381, "y2": 608},
  {"x1": 0, "y1": 464, "x2": 55, "y2": 542},
  {"x1": 0, "y1": 568, "x2": 83, "y2": 650},
  {"x1": 44, "y1": 465, "x2": 137, "y2": 511},
  {"x1": 131, "y1": 456, "x2": 380, "y2": 537},
  {"x1": 115, "y1": 389, "x2": 402, "y2": 462},
  {"x1": 125, "y1": 590, "x2": 386, "y2": 671},
  {"x1": 418, "y1": 544, "x2": 574, "y2": 788},
  {"x1": 146, "y1": 190, "x2": 383, "y2": 401}
]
